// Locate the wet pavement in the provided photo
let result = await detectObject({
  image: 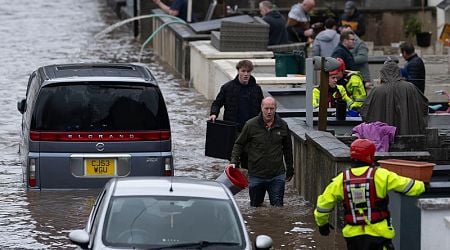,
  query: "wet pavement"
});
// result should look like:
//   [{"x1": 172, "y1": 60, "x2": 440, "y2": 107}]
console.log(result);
[{"x1": 0, "y1": 0, "x2": 347, "y2": 249}]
